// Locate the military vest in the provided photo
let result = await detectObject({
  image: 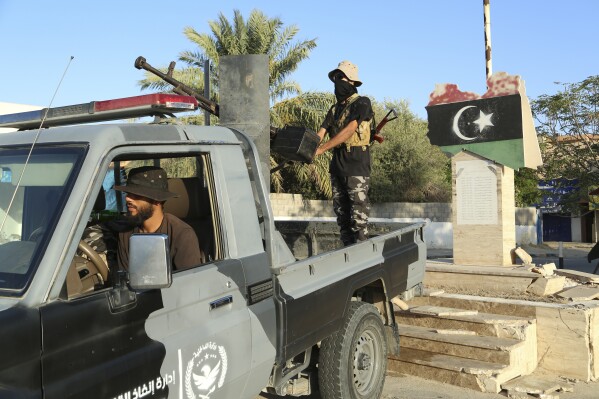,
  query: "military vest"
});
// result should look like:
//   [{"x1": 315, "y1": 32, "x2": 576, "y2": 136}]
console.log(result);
[{"x1": 328, "y1": 93, "x2": 371, "y2": 150}]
